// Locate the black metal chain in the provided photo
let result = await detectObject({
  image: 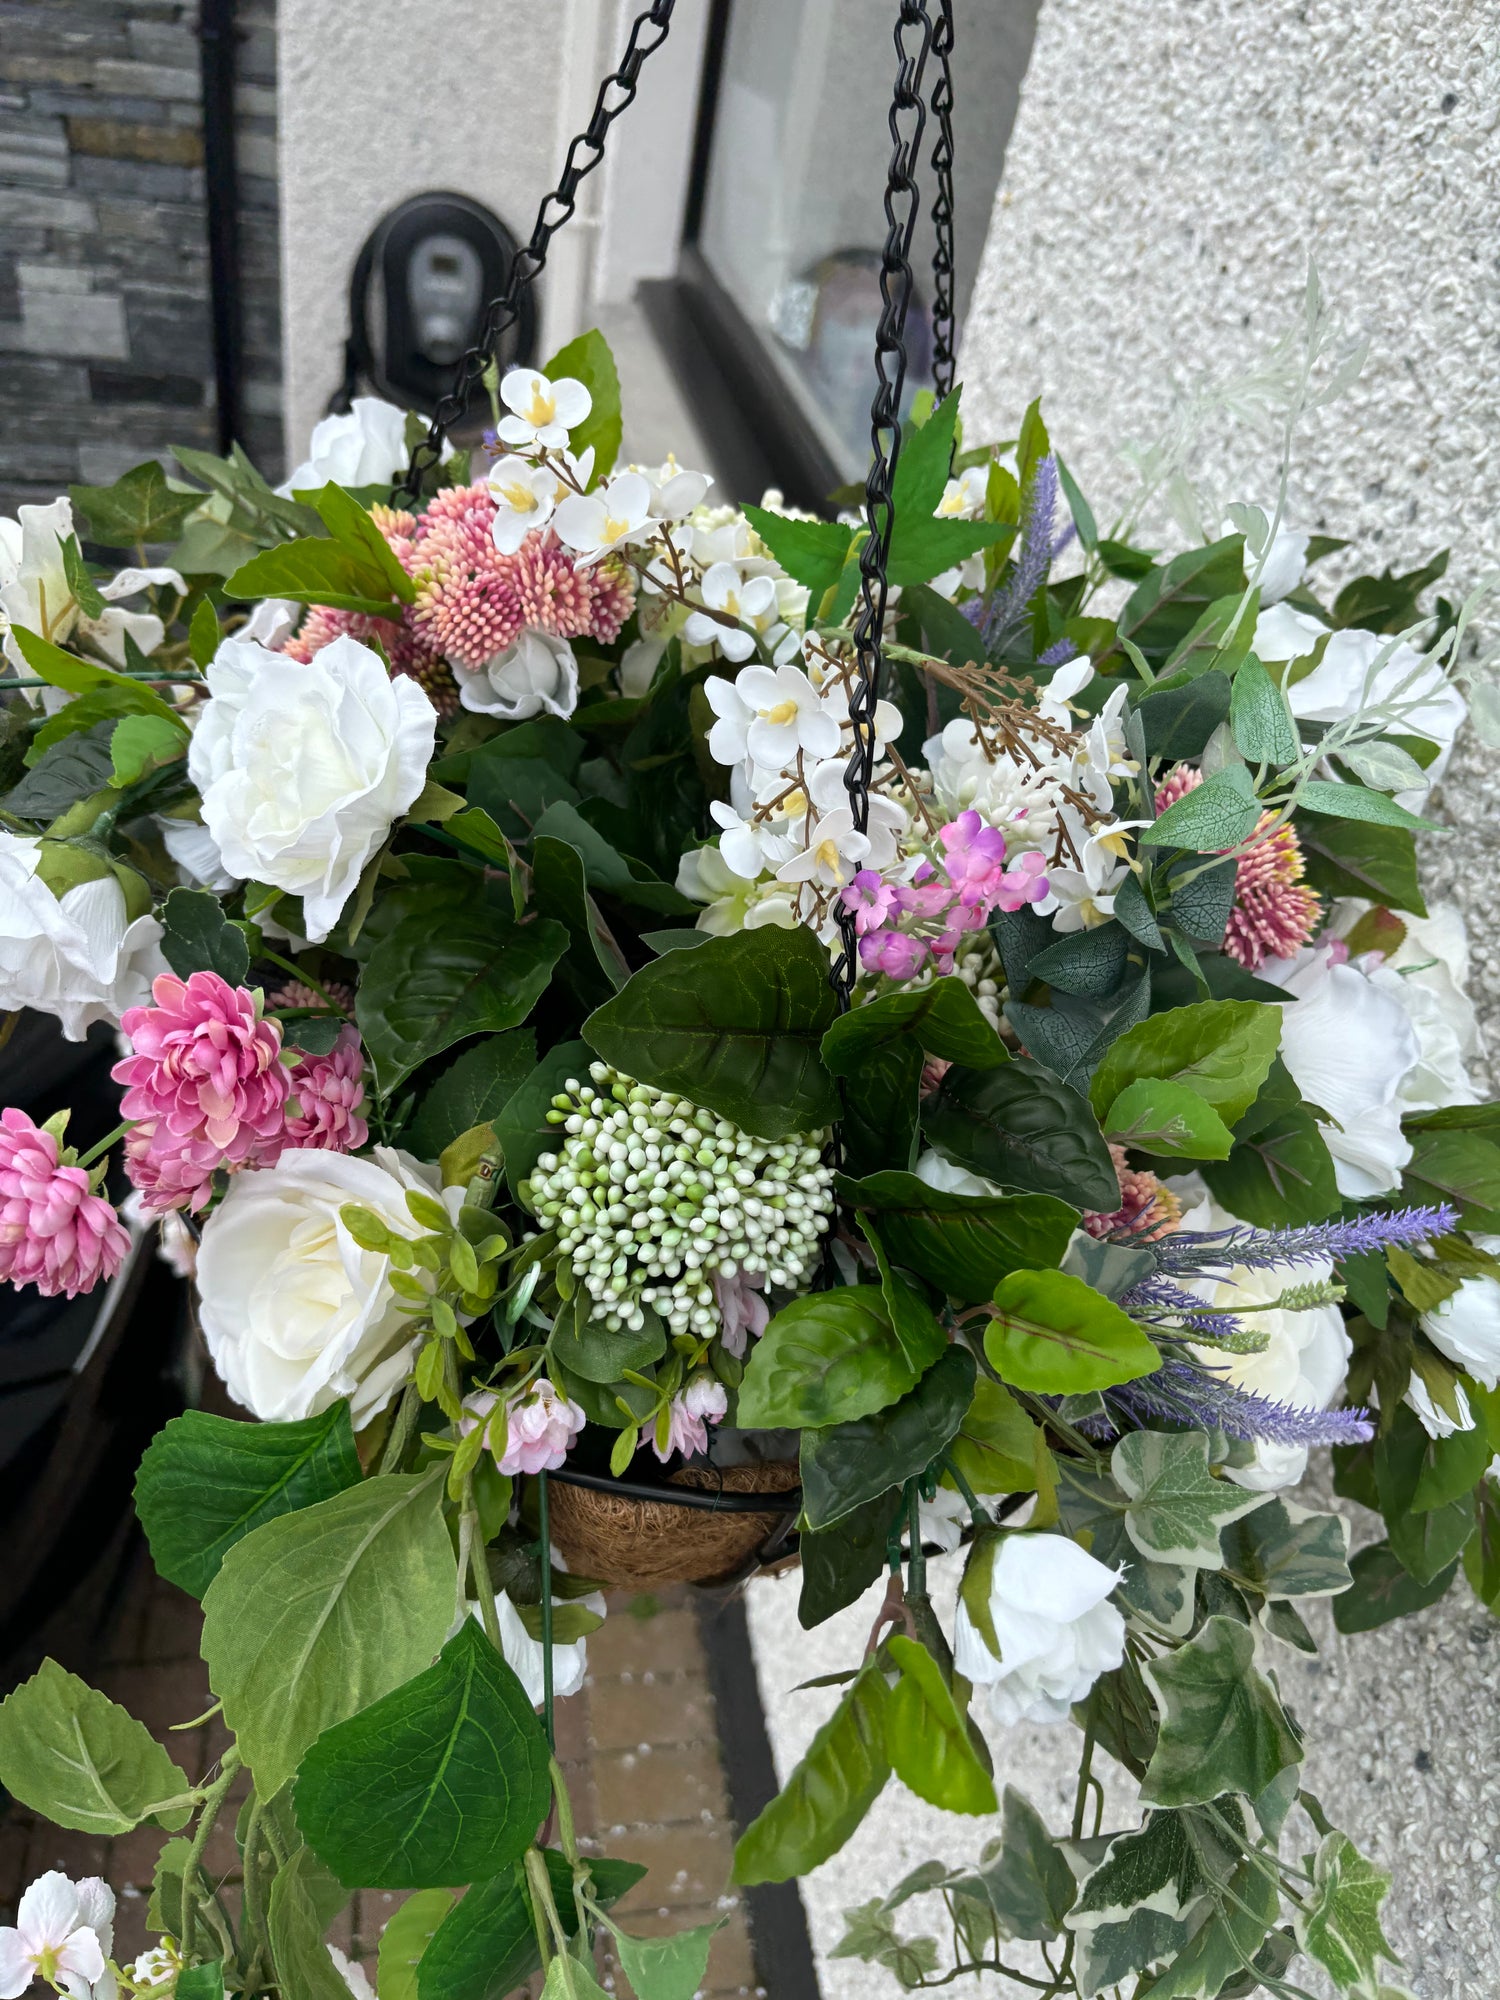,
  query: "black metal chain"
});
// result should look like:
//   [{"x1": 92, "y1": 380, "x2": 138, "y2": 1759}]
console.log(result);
[
  {"x1": 929, "y1": 0, "x2": 957, "y2": 400},
  {"x1": 832, "y1": 0, "x2": 935, "y2": 1007},
  {"x1": 393, "y1": 0, "x2": 676, "y2": 506}
]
